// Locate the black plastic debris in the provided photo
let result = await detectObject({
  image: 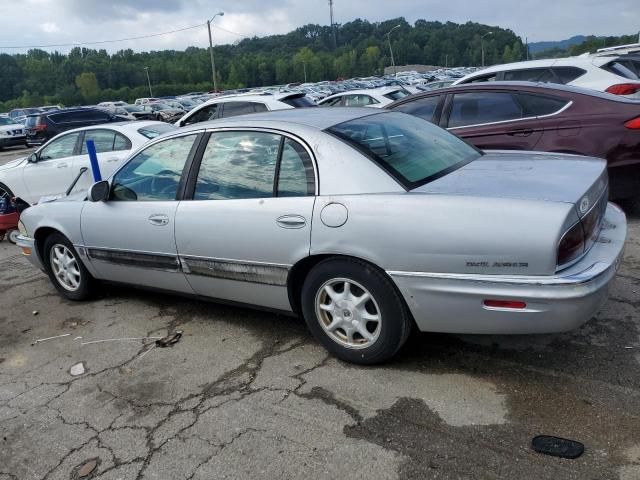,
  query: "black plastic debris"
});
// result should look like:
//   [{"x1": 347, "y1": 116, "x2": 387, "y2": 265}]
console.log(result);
[
  {"x1": 531, "y1": 435, "x2": 584, "y2": 459},
  {"x1": 155, "y1": 330, "x2": 183, "y2": 348}
]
